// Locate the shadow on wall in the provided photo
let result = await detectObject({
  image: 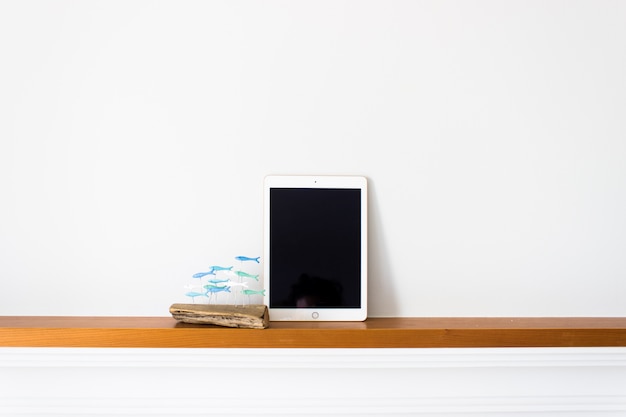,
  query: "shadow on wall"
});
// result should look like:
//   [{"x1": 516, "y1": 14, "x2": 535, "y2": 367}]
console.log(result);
[{"x1": 367, "y1": 178, "x2": 398, "y2": 317}]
